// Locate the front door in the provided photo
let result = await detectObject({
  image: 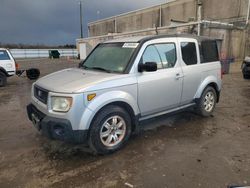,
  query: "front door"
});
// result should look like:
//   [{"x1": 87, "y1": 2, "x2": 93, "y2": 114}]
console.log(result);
[{"x1": 137, "y1": 41, "x2": 183, "y2": 117}]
